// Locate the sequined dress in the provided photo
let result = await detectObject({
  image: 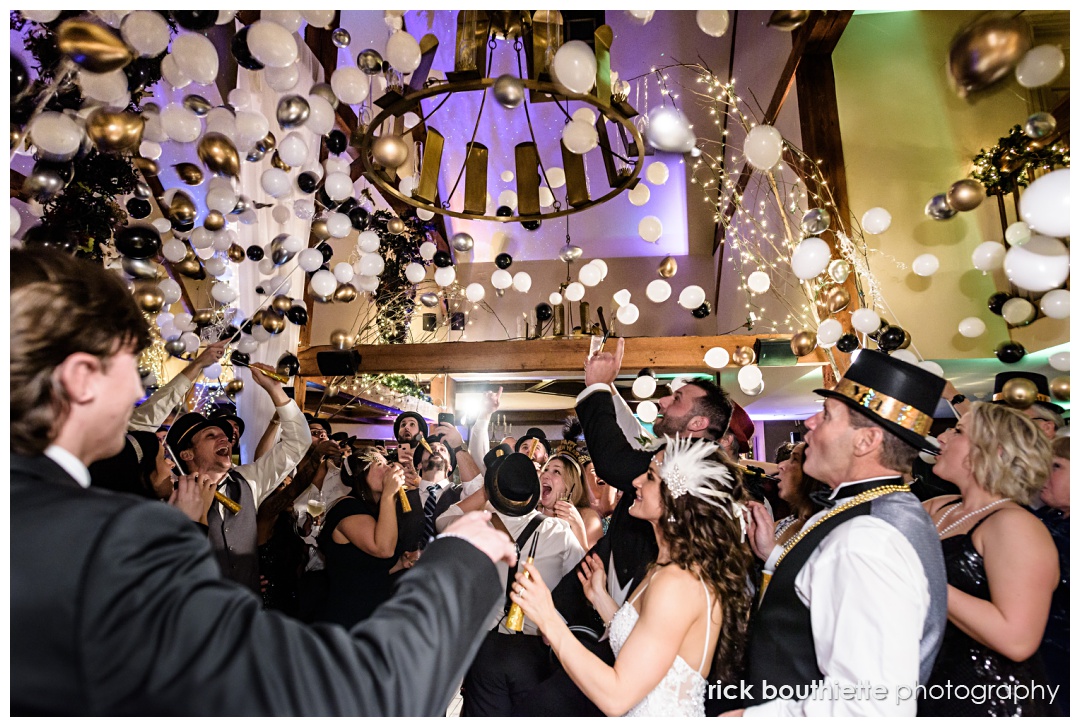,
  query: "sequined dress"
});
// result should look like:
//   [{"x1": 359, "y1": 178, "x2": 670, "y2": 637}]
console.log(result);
[
  {"x1": 609, "y1": 575, "x2": 711, "y2": 717},
  {"x1": 919, "y1": 509, "x2": 1053, "y2": 717}
]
